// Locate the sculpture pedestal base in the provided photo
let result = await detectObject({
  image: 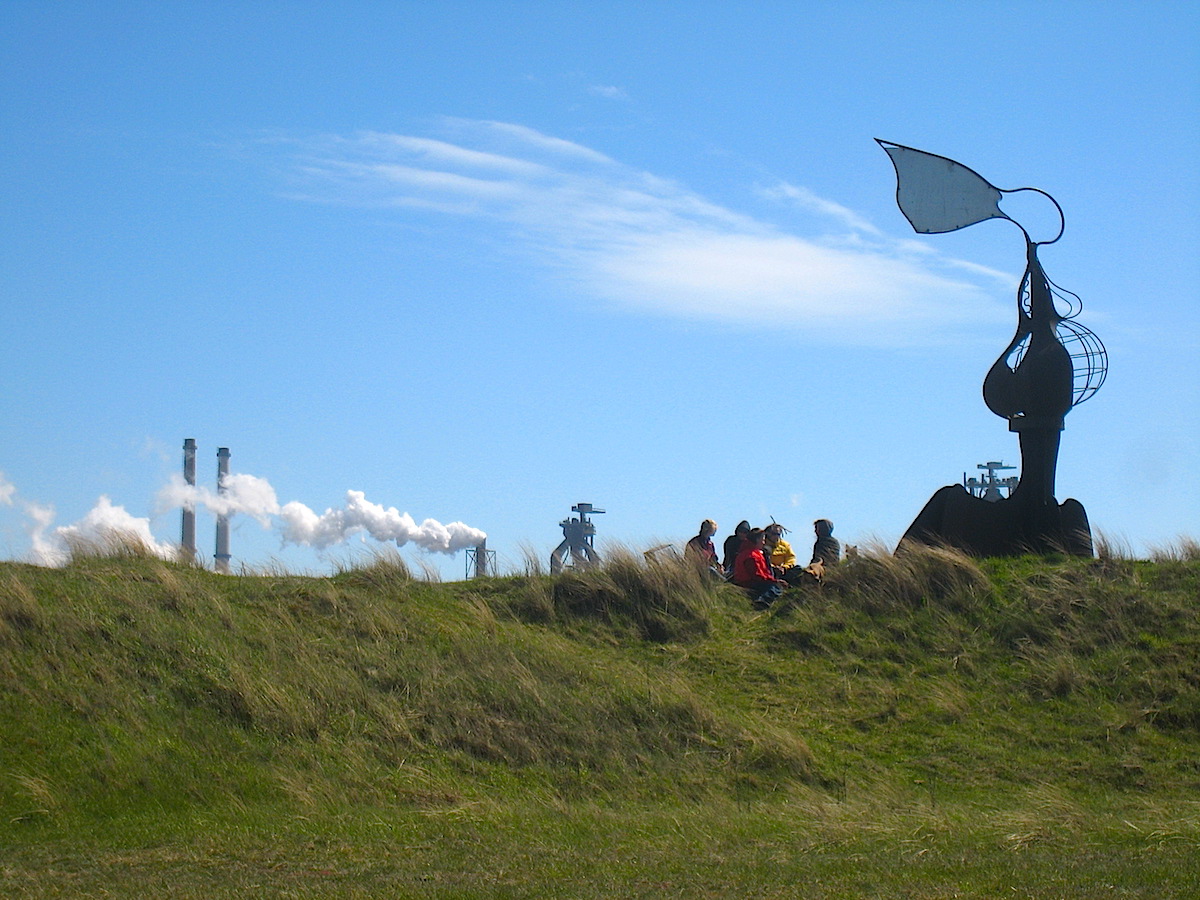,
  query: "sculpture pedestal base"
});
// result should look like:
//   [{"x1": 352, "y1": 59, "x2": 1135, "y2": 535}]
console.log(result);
[{"x1": 899, "y1": 485, "x2": 1093, "y2": 557}]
